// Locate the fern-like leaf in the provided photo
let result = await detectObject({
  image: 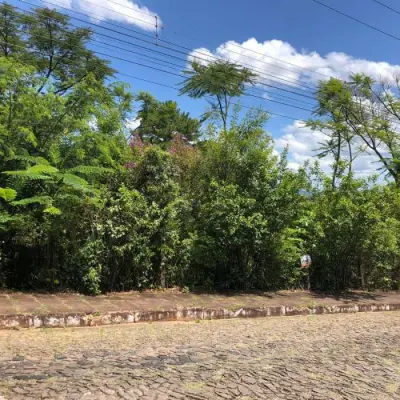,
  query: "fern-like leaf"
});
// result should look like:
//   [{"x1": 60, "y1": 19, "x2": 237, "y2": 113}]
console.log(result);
[
  {"x1": 43, "y1": 206, "x2": 62, "y2": 215},
  {"x1": 0, "y1": 211, "x2": 14, "y2": 225},
  {"x1": 3, "y1": 170, "x2": 51, "y2": 180},
  {"x1": 0, "y1": 187, "x2": 17, "y2": 201},
  {"x1": 67, "y1": 165, "x2": 113, "y2": 175},
  {"x1": 11, "y1": 196, "x2": 52, "y2": 206},
  {"x1": 27, "y1": 165, "x2": 58, "y2": 174},
  {"x1": 59, "y1": 173, "x2": 89, "y2": 190},
  {"x1": 7, "y1": 155, "x2": 50, "y2": 165}
]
